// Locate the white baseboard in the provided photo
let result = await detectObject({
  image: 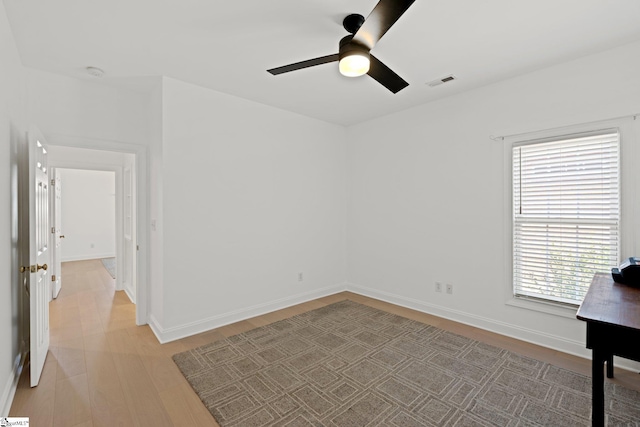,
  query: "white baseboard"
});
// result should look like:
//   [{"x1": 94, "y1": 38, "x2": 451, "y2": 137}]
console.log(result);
[
  {"x1": 124, "y1": 284, "x2": 136, "y2": 304},
  {"x1": 345, "y1": 282, "x2": 640, "y2": 373},
  {"x1": 1, "y1": 354, "x2": 24, "y2": 417},
  {"x1": 346, "y1": 282, "x2": 588, "y2": 356},
  {"x1": 144, "y1": 280, "x2": 640, "y2": 373},
  {"x1": 149, "y1": 283, "x2": 348, "y2": 344},
  {"x1": 61, "y1": 253, "x2": 116, "y2": 262}
]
